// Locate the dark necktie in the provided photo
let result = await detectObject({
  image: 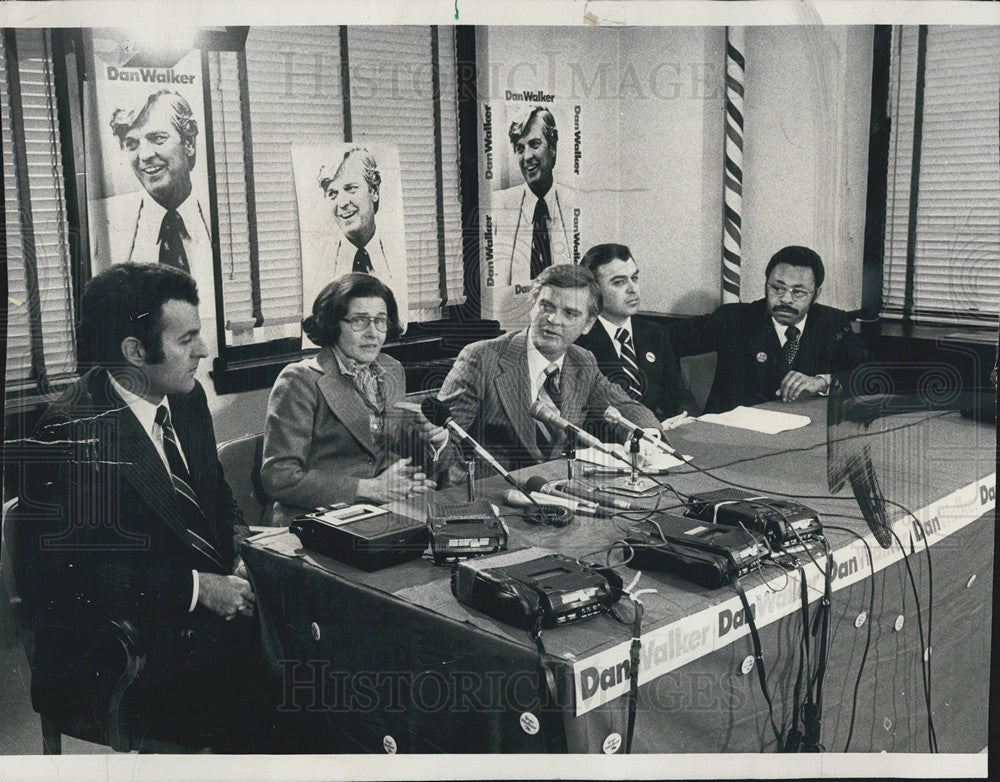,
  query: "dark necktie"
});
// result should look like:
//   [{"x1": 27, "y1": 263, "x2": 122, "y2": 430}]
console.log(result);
[
  {"x1": 158, "y1": 210, "x2": 190, "y2": 272},
  {"x1": 784, "y1": 324, "x2": 801, "y2": 367},
  {"x1": 530, "y1": 197, "x2": 552, "y2": 279},
  {"x1": 615, "y1": 327, "x2": 643, "y2": 400},
  {"x1": 536, "y1": 364, "x2": 562, "y2": 449},
  {"x1": 155, "y1": 405, "x2": 223, "y2": 569},
  {"x1": 353, "y1": 246, "x2": 374, "y2": 274}
]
